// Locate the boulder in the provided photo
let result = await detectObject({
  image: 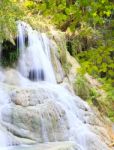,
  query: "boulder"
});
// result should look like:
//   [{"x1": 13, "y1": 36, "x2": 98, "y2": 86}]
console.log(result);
[{"x1": 1, "y1": 87, "x2": 69, "y2": 143}]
